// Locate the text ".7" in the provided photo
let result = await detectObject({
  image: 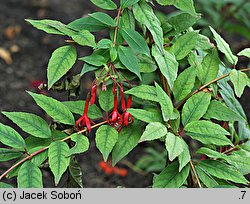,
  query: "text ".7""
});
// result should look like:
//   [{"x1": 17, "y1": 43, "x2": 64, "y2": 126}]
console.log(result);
[{"x1": 239, "y1": 191, "x2": 247, "y2": 200}]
